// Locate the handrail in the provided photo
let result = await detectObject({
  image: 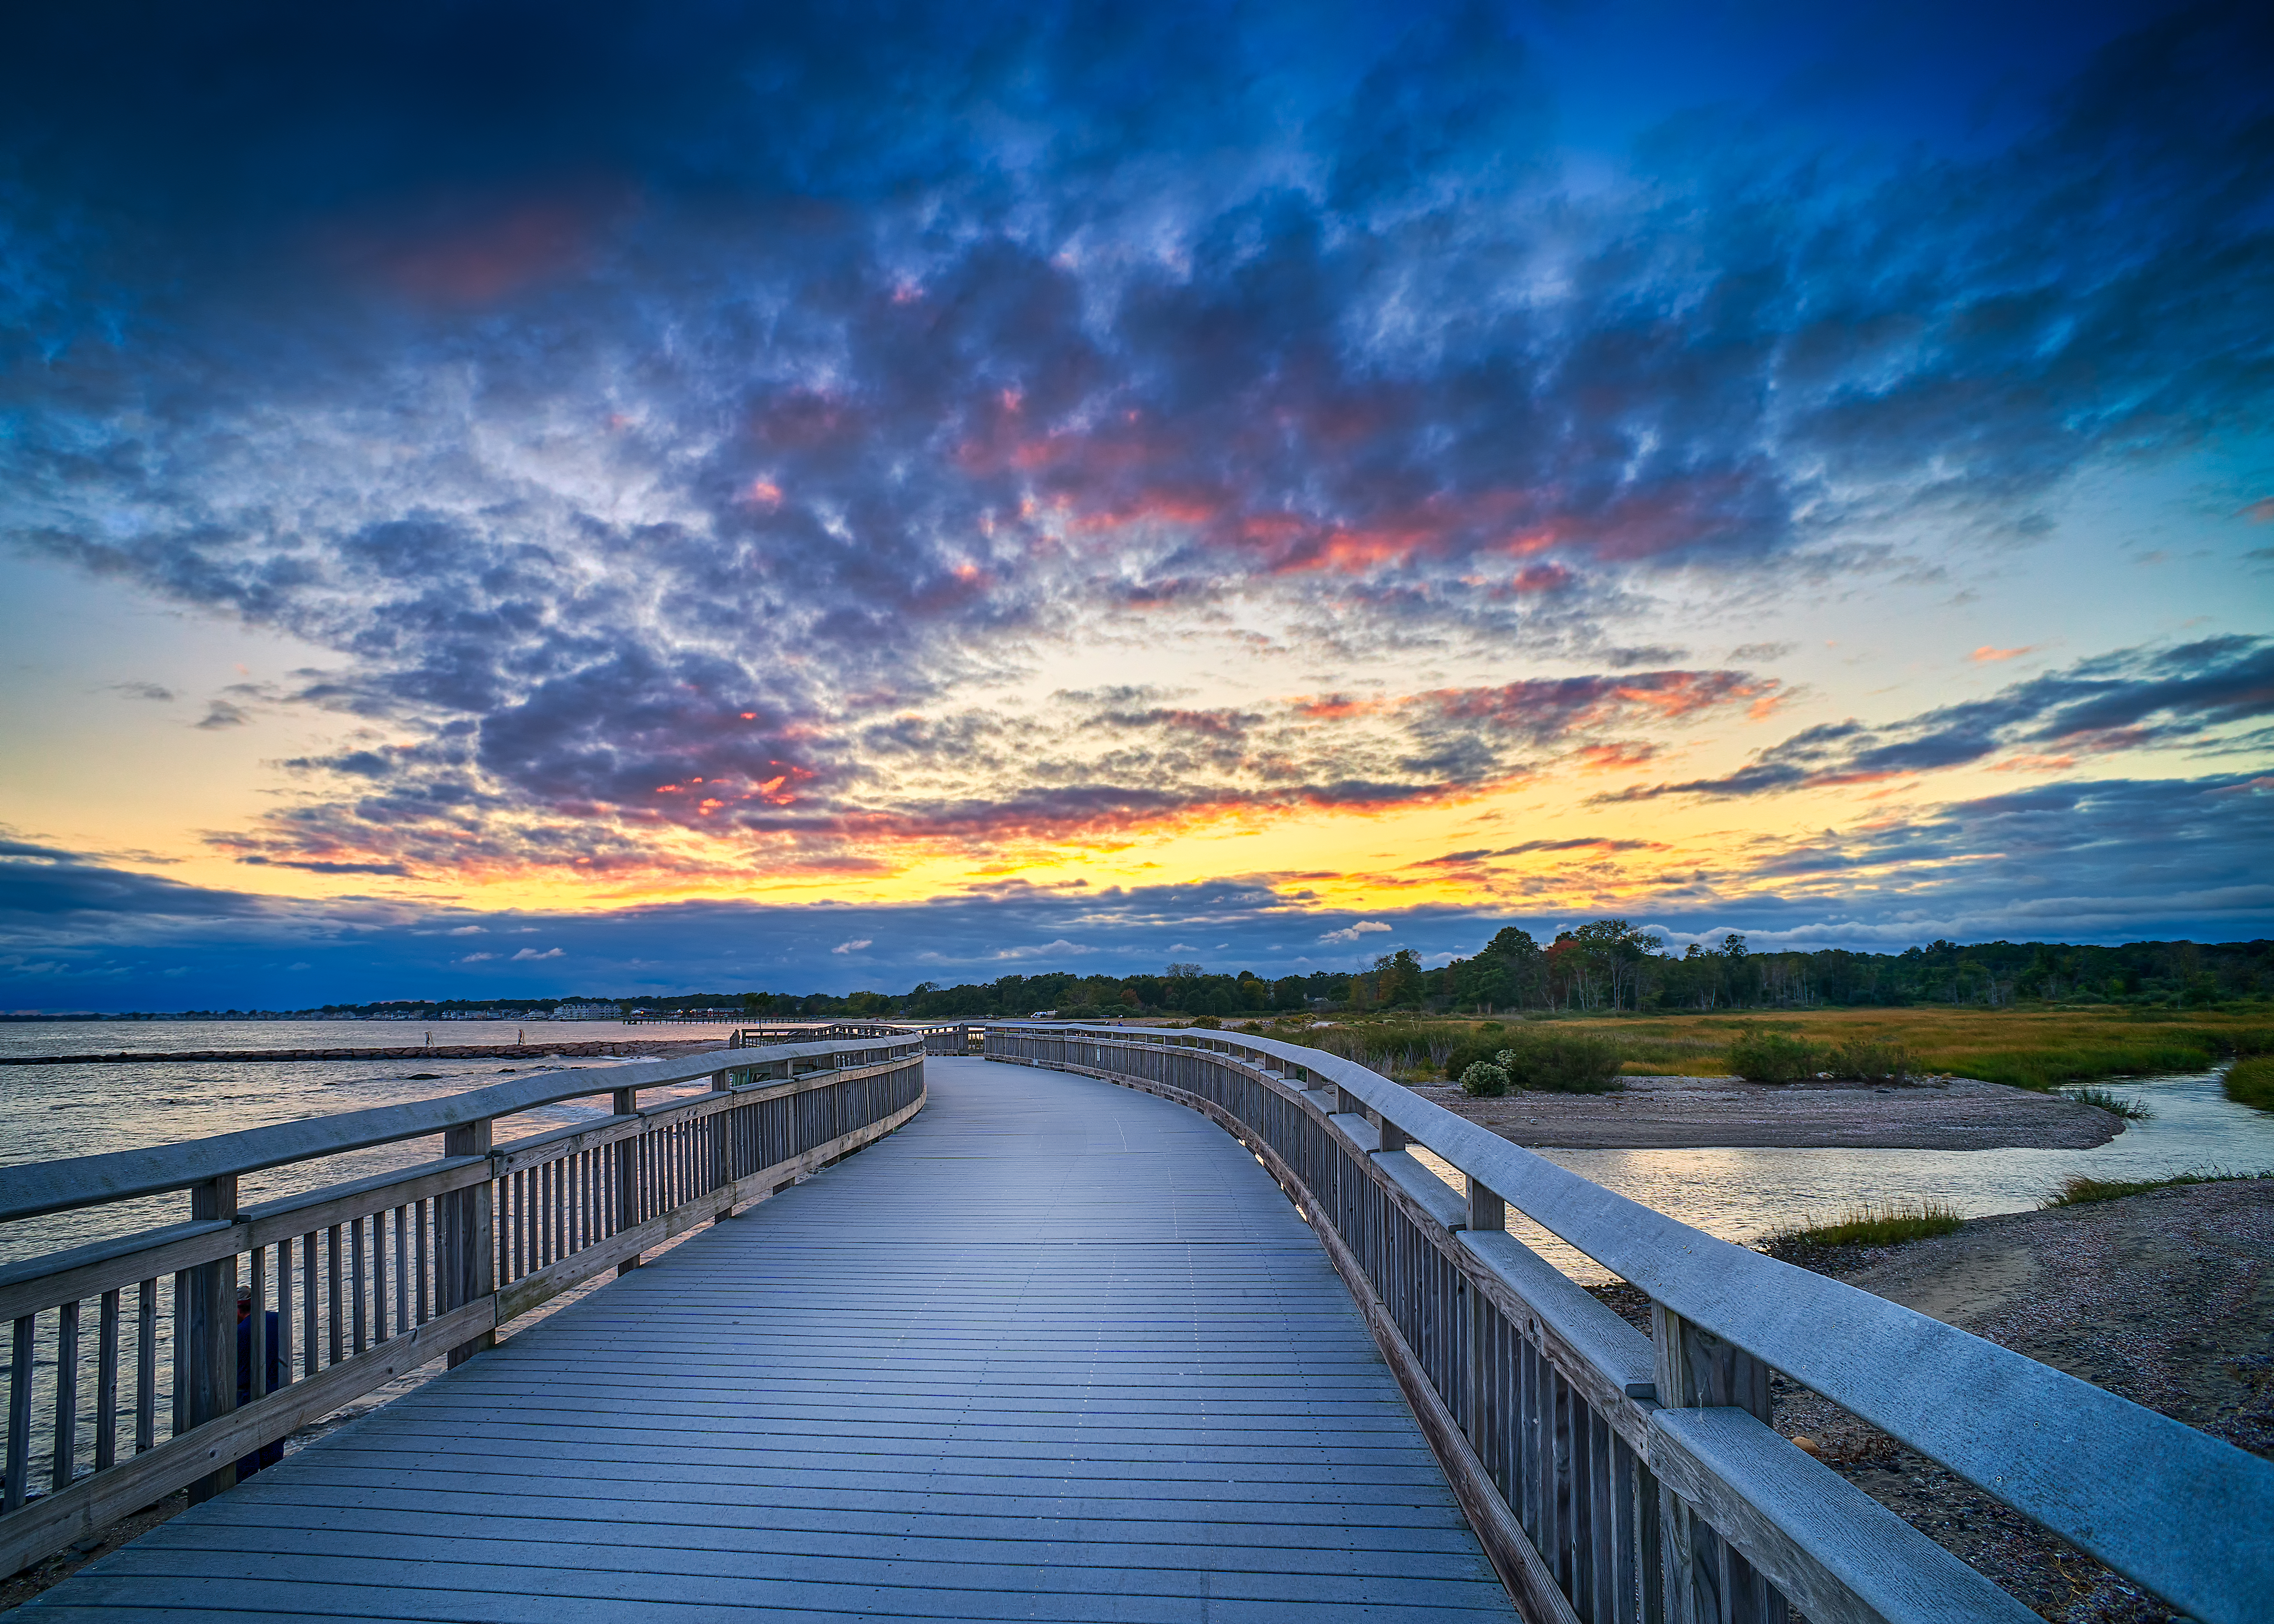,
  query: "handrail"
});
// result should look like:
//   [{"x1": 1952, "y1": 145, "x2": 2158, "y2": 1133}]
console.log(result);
[
  {"x1": 990, "y1": 1022, "x2": 2271, "y2": 1624},
  {"x1": 0, "y1": 1030, "x2": 927, "y2": 1573},
  {"x1": 0, "y1": 1035, "x2": 904, "y2": 1223}
]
